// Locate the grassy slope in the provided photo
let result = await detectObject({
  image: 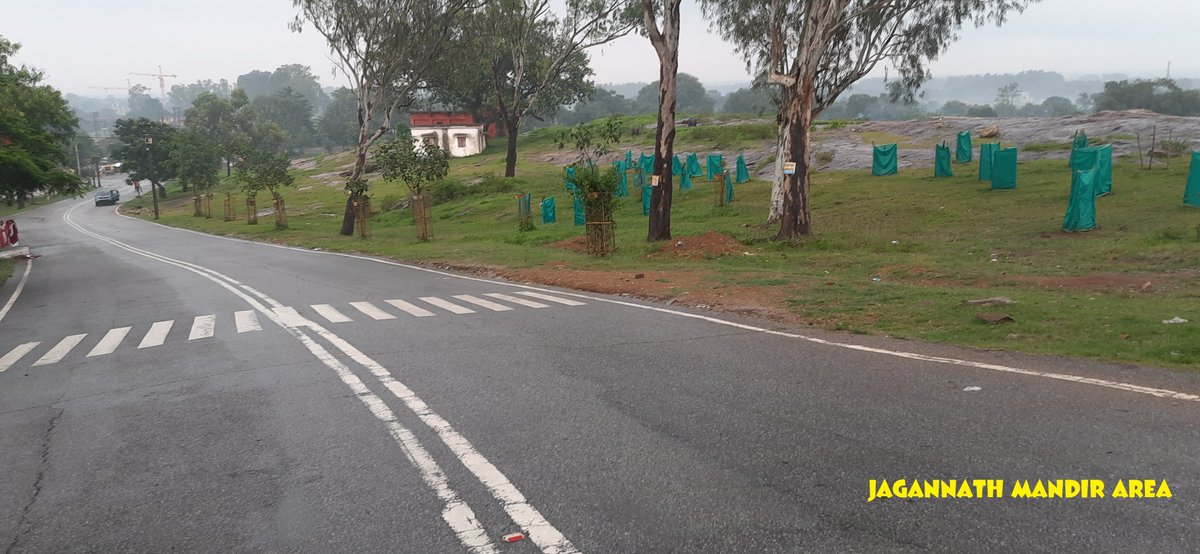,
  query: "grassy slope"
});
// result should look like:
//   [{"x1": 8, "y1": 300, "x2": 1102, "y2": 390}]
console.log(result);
[{"x1": 121, "y1": 126, "x2": 1200, "y2": 369}]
